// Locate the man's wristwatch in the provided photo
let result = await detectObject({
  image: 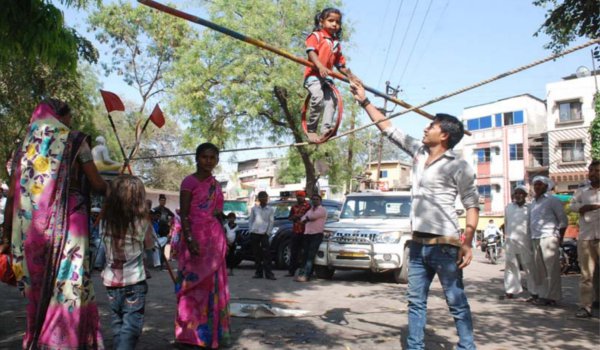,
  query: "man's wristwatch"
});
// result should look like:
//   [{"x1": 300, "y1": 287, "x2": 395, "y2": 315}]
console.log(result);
[{"x1": 359, "y1": 98, "x2": 371, "y2": 108}]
